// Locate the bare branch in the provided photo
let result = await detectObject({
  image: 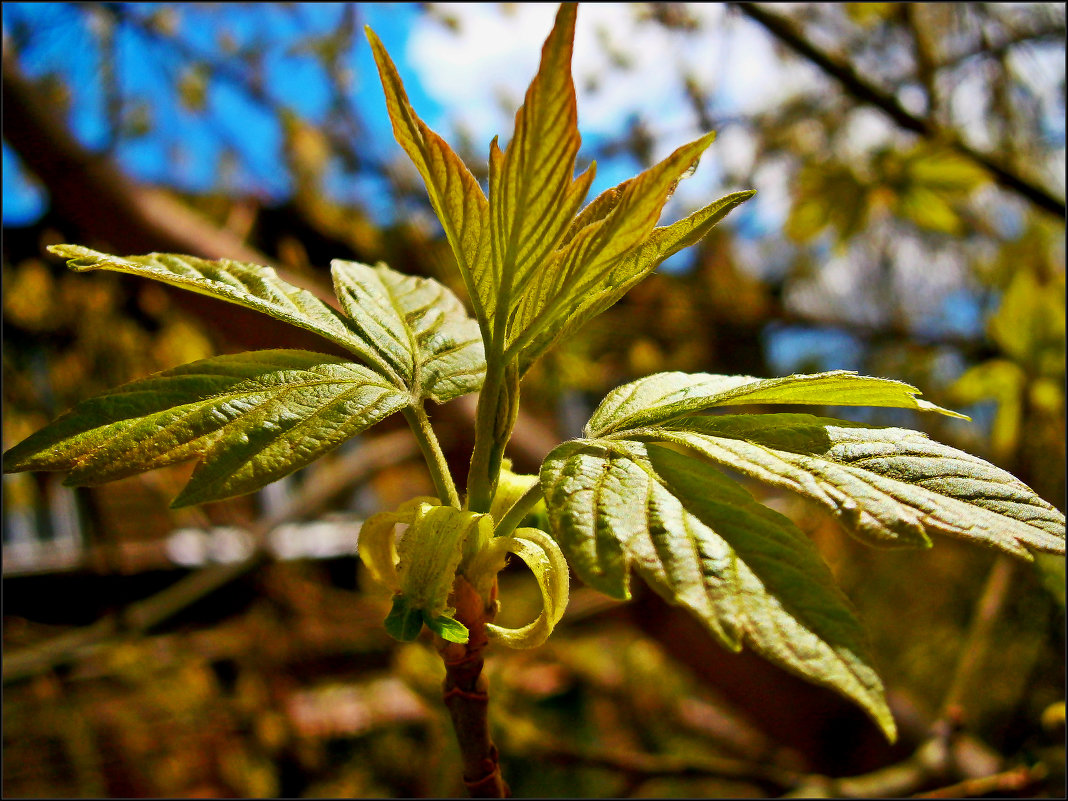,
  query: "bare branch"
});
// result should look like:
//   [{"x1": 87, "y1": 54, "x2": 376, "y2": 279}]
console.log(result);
[{"x1": 732, "y1": 3, "x2": 1066, "y2": 218}]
